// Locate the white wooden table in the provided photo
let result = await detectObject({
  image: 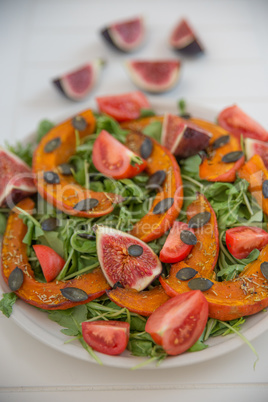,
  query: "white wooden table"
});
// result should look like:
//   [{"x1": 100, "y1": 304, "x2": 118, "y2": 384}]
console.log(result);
[{"x1": 1, "y1": 0, "x2": 268, "y2": 401}]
